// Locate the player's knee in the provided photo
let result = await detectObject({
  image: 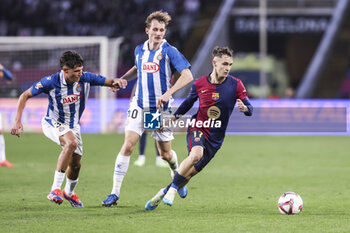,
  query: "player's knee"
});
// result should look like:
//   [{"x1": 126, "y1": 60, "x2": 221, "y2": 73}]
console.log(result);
[
  {"x1": 71, "y1": 161, "x2": 81, "y2": 171},
  {"x1": 159, "y1": 151, "x2": 171, "y2": 161},
  {"x1": 66, "y1": 139, "x2": 78, "y2": 152},
  {"x1": 189, "y1": 153, "x2": 202, "y2": 165}
]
